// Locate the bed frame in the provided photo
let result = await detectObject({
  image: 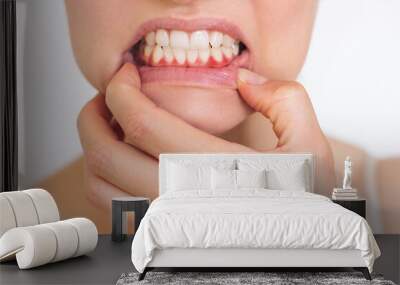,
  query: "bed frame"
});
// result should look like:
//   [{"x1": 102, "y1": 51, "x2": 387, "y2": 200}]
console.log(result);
[
  {"x1": 139, "y1": 153, "x2": 372, "y2": 281},
  {"x1": 140, "y1": 248, "x2": 371, "y2": 280}
]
